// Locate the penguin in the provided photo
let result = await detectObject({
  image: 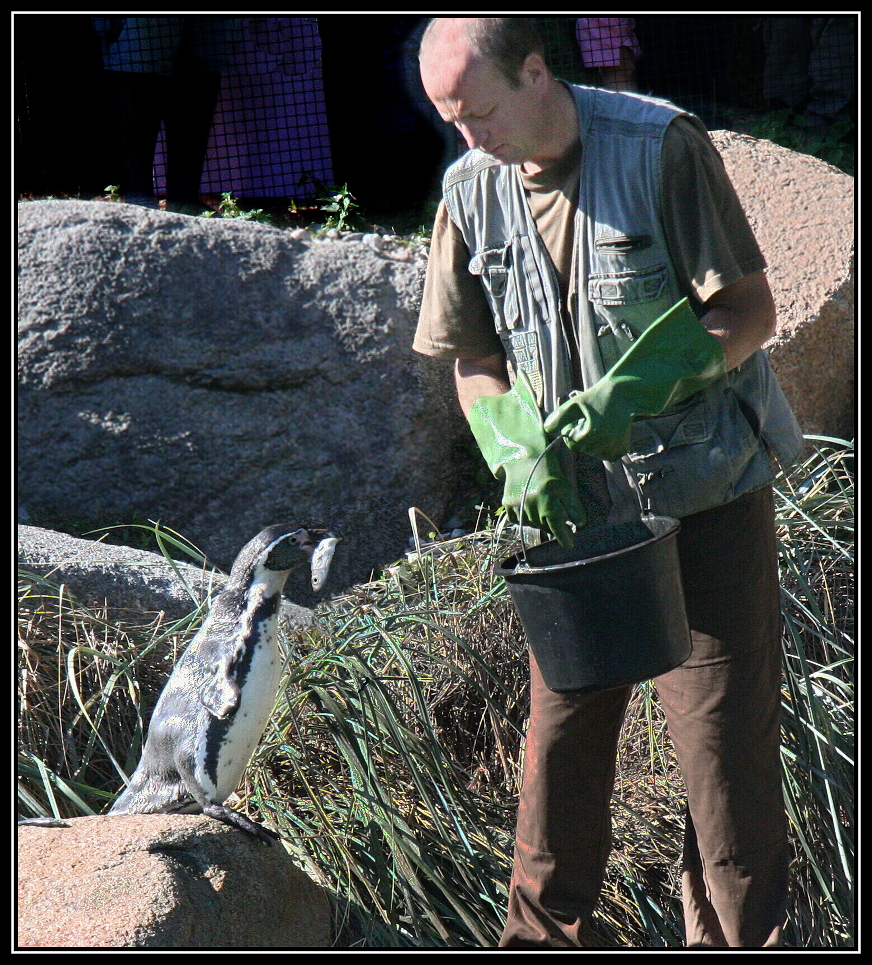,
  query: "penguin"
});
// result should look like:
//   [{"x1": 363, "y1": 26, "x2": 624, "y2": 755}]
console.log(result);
[{"x1": 108, "y1": 524, "x2": 339, "y2": 844}]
